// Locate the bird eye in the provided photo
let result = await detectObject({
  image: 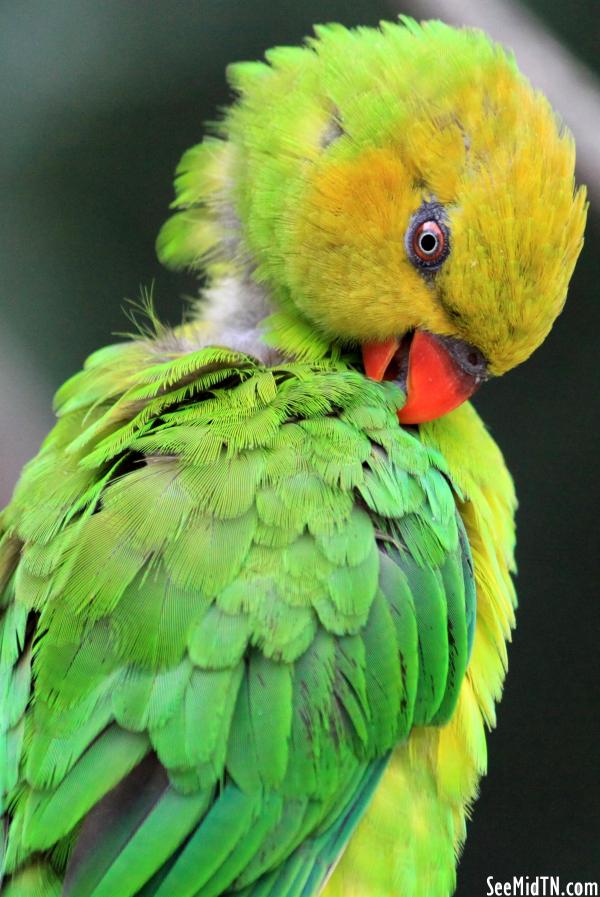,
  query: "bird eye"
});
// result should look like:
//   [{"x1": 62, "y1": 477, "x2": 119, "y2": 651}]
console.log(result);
[
  {"x1": 414, "y1": 221, "x2": 444, "y2": 260},
  {"x1": 406, "y1": 204, "x2": 450, "y2": 271},
  {"x1": 411, "y1": 219, "x2": 447, "y2": 265}
]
